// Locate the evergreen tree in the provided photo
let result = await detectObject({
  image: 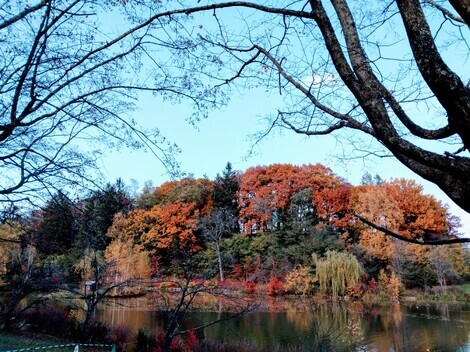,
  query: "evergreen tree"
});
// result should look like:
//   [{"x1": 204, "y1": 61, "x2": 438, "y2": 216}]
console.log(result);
[
  {"x1": 135, "y1": 180, "x2": 155, "y2": 209},
  {"x1": 34, "y1": 192, "x2": 78, "y2": 255},
  {"x1": 285, "y1": 188, "x2": 317, "y2": 233},
  {"x1": 81, "y1": 179, "x2": 132, "y2": 250},
  {"x1": 212, "y1": 162, "x2": 240, "y2": 218}
]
